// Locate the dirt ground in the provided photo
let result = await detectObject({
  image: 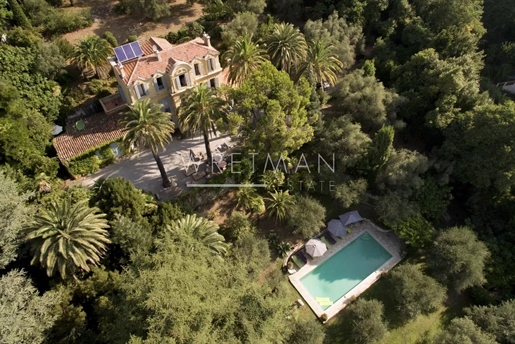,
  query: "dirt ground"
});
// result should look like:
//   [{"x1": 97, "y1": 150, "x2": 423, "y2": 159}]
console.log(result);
[{"x1": 62, "y1": 0, "x2": 203, "y2": 44}]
